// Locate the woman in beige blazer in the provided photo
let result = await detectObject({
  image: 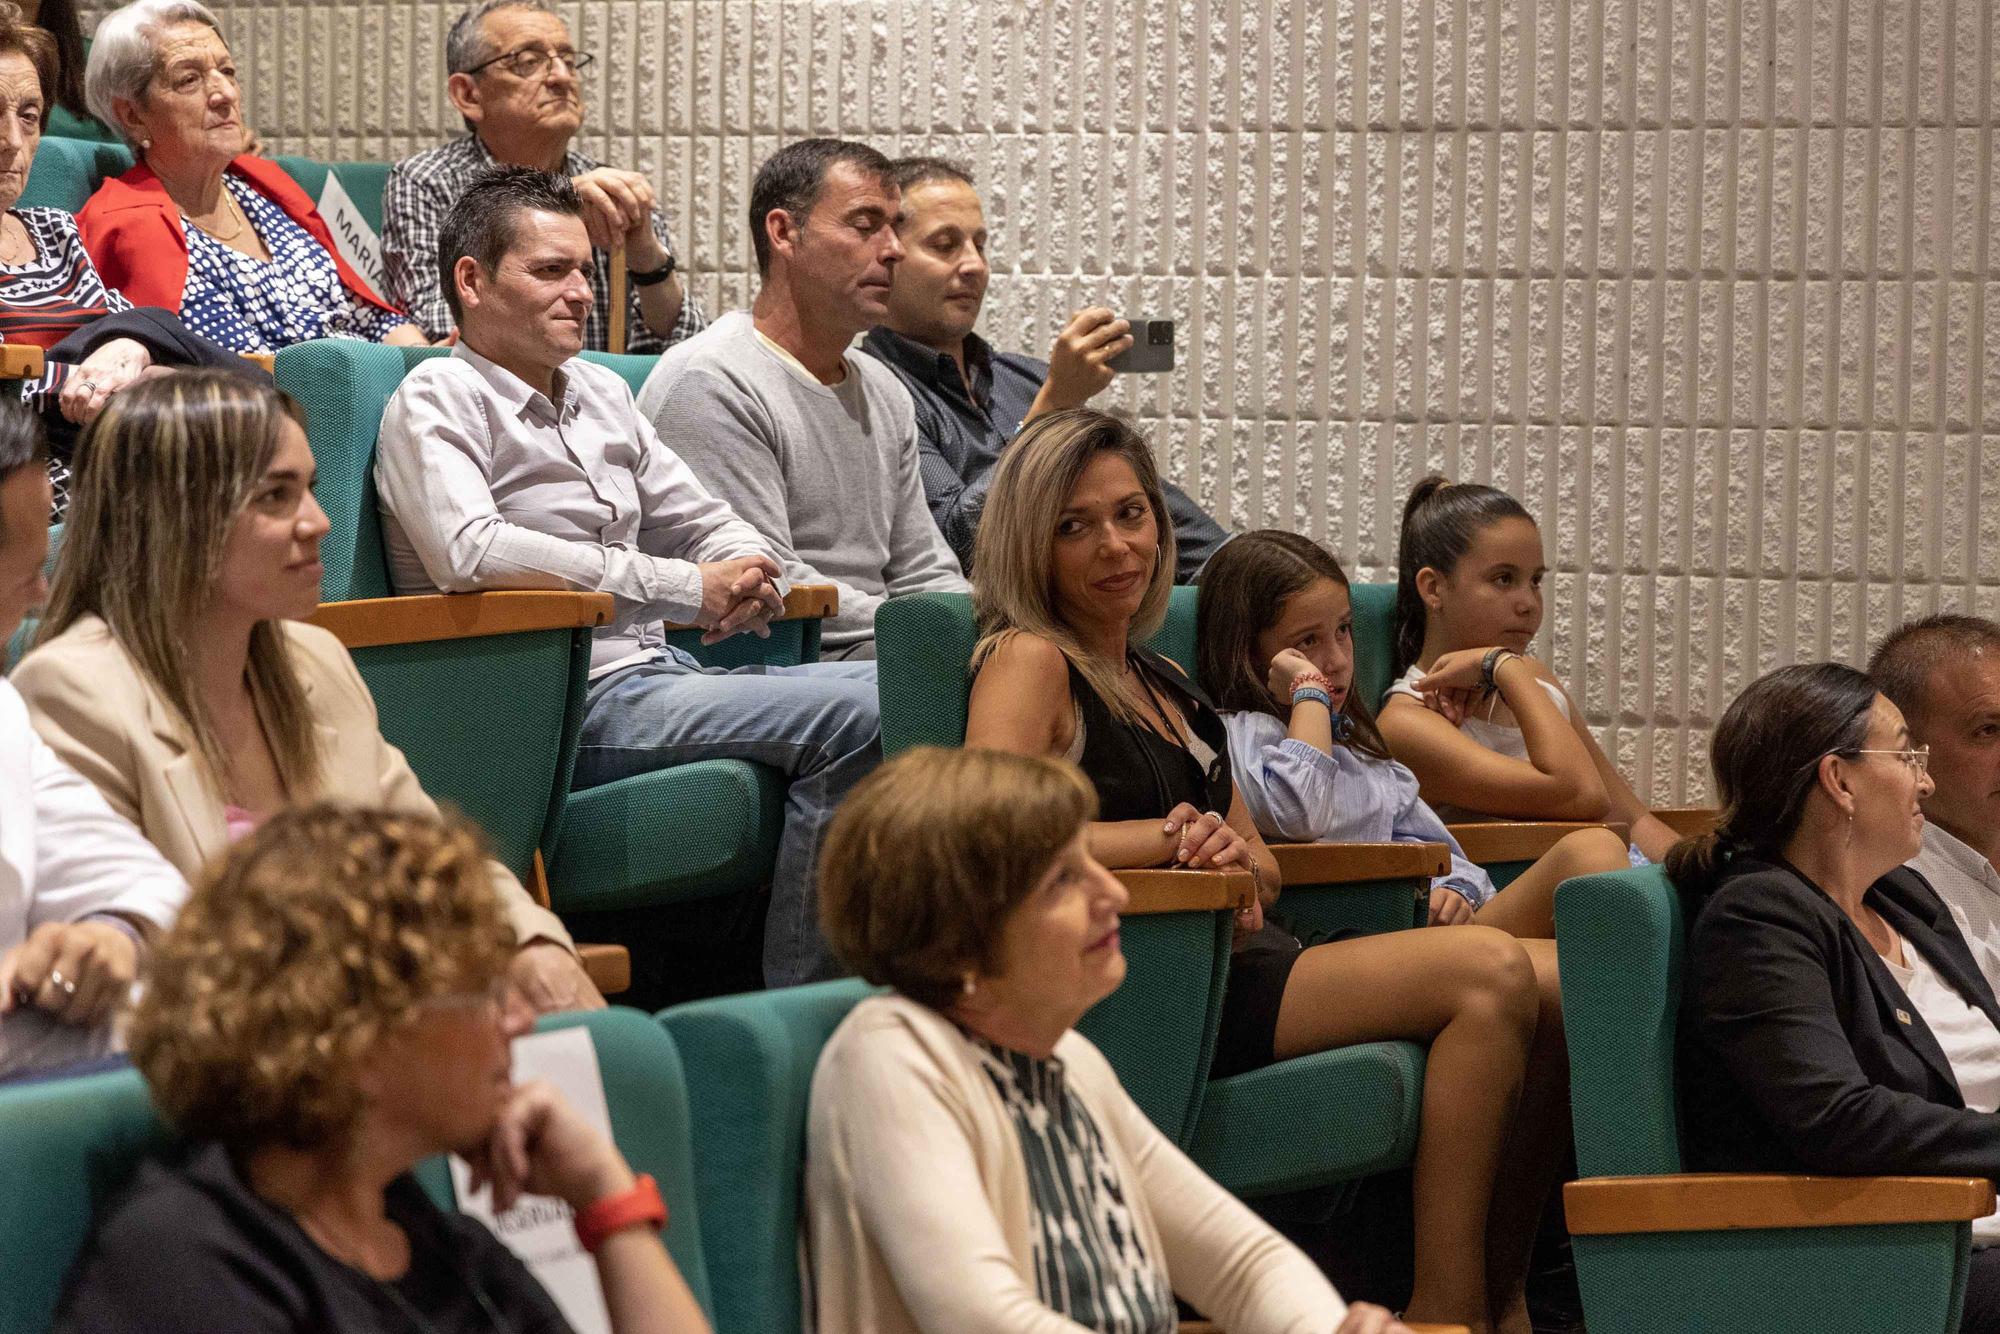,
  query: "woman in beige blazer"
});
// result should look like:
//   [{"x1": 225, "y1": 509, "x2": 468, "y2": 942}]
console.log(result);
[{"x1": 12, "y1": 369, "x2": 599, "y2": 1012}]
